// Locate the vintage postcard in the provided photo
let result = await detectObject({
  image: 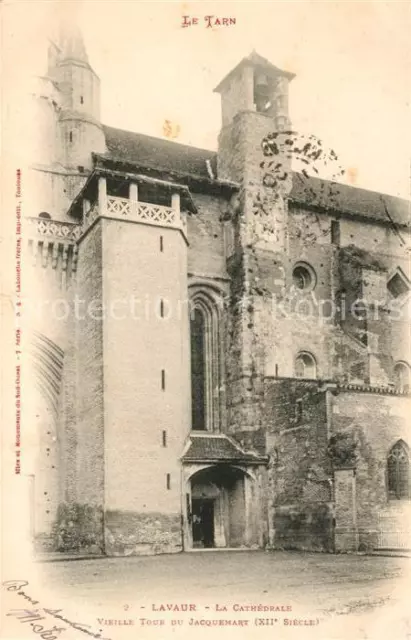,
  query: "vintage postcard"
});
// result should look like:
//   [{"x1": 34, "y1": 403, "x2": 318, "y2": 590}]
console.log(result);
[{"x1": 1, "y1": 1, "x2": 410, "y2": 639}]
